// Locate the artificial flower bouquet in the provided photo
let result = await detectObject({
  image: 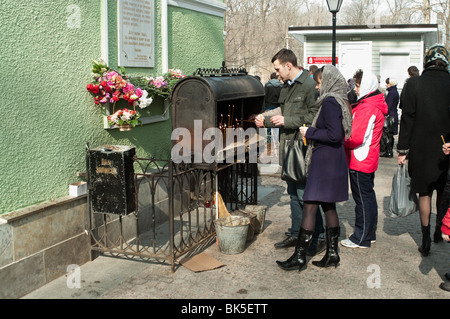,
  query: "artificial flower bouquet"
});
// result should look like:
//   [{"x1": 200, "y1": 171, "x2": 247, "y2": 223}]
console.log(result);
[
  {"x1": 145, "y1": 68, "x2": 185, "y2": 100},
  {"x1": 107, "y1": 108, "x2": 141, "y2": 129},
  {"x1": 86, "y1": 58, "x2": 184, "y2": 129}
]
